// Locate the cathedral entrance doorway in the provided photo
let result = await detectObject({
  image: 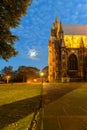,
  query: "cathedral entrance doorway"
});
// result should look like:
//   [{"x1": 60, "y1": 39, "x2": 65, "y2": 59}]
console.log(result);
[
  {"x1": 68, "y1": 54, "x2": 78, "y2": 80},
  {"x1": 84, "y1": 55, "x2": 87, "y2": 80}
]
